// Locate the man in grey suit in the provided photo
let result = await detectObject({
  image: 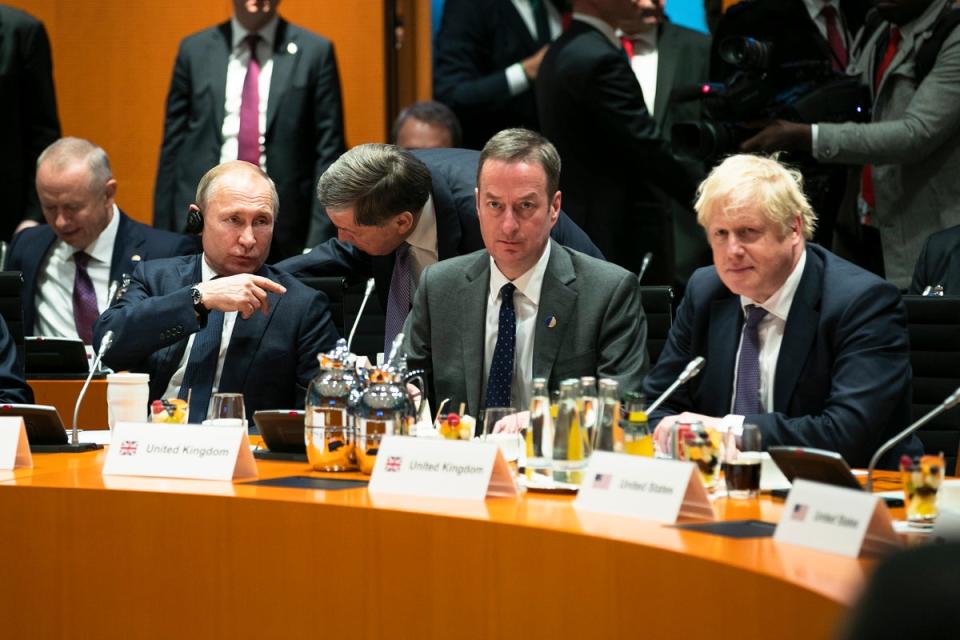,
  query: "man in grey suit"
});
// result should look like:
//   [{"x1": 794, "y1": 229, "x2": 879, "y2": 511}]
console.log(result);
[
  {"x1": 743, "y1": 0, "x2": 960, "y2": 289},
  {"x1": 402, "y1": 129, "x2": 648, "y2": 418}
]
